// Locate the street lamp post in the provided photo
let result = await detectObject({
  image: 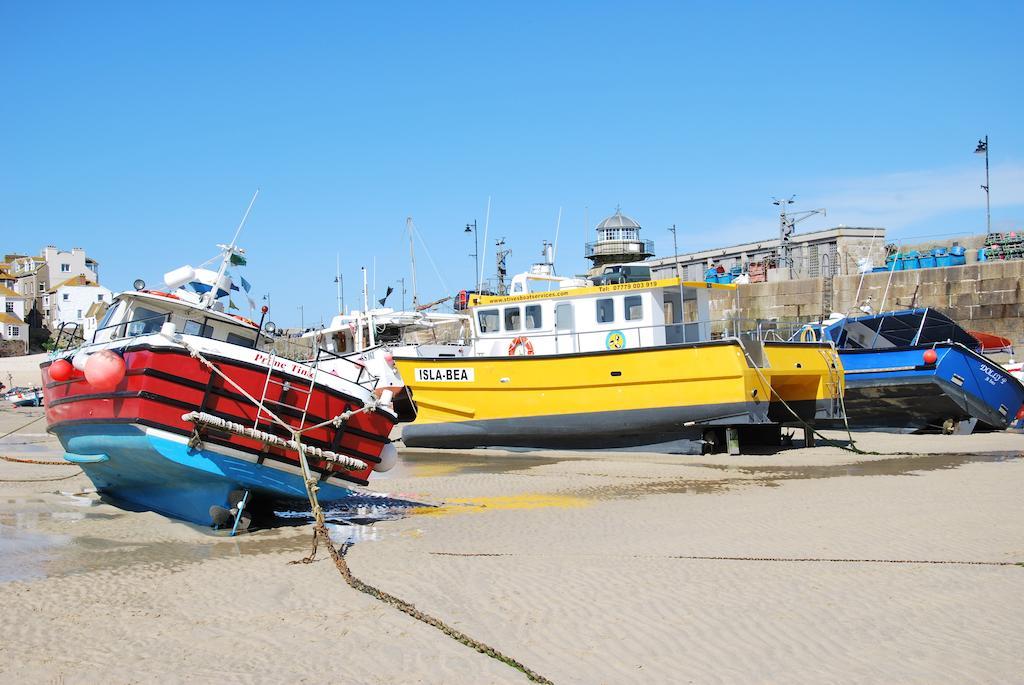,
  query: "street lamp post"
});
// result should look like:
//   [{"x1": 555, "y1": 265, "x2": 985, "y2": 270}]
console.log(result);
[
  {"x1": 975, "y1": 136, "x2": 990, "y2": 234},
  {"x1": 465, "y1": 220, "x2": 479, "y2": 291}
]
